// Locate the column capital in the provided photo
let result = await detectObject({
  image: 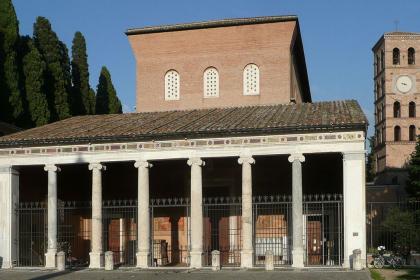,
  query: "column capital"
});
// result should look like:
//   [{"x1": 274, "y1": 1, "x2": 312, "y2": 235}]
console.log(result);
[
  {"x1": 44, "y1": 164, "x2": 61, "y2": 172},
  {"x1": 88, "y1": 162, "x2": 106, "y2": 171},
  {"x1": 238, "y1": 156, "x2": 255, "y2": 165},
  {"x1": 187, "y1": 157, "x2": 205, "y2": 167},
  {"x1": 134, "y1": 160, "x2": 153, "y2": 169},
  {"x1": 288, "y1": 153, "x2": 305, "y2": 163},
  {"x1": 342, "y1": 151, "x2": 366, "y2": 161}
]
